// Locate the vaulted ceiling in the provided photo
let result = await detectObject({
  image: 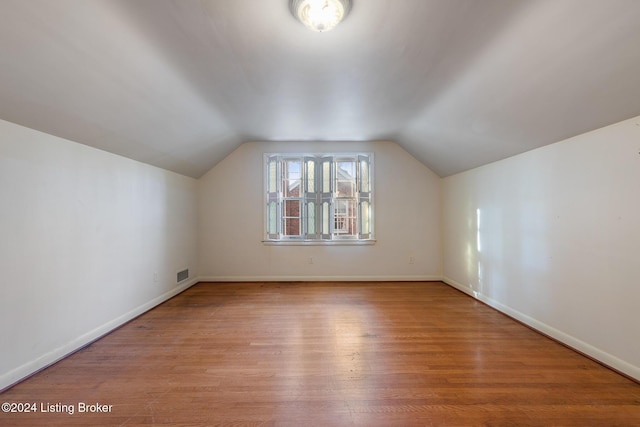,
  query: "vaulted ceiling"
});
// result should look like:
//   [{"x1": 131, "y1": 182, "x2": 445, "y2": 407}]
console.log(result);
[{"x1": 1, "y1": 0, "x2": 639, "y2": 178}]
